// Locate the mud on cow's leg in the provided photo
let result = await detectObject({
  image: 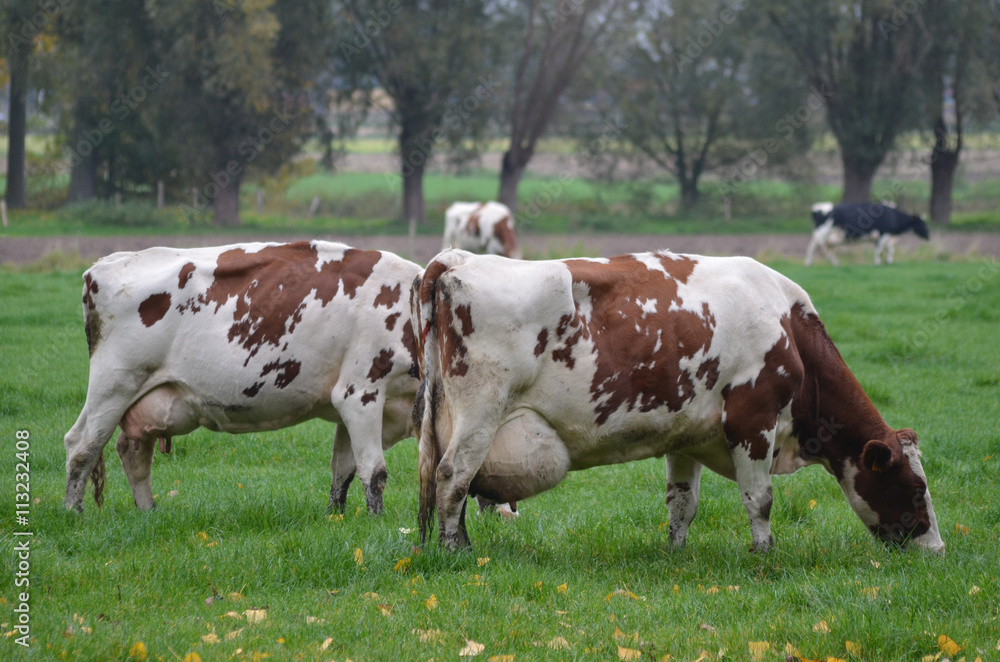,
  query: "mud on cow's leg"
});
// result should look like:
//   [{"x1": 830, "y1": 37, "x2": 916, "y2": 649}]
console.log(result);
[
  {"x1": 728, "y1": 438, "x2": 776, "y2": 553},
  {"x1": 328, "y1": 425, "x2": 357, "y2": 513},
  {"x1": 116, "y1": 432, "x2": 157, "y2": 511},
  {"x1": 665, "y1": 454, "x2": 703, "y2": 548},
  {"x1": 338, "y1": 406, "x2": 389, "y2": 515}
]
